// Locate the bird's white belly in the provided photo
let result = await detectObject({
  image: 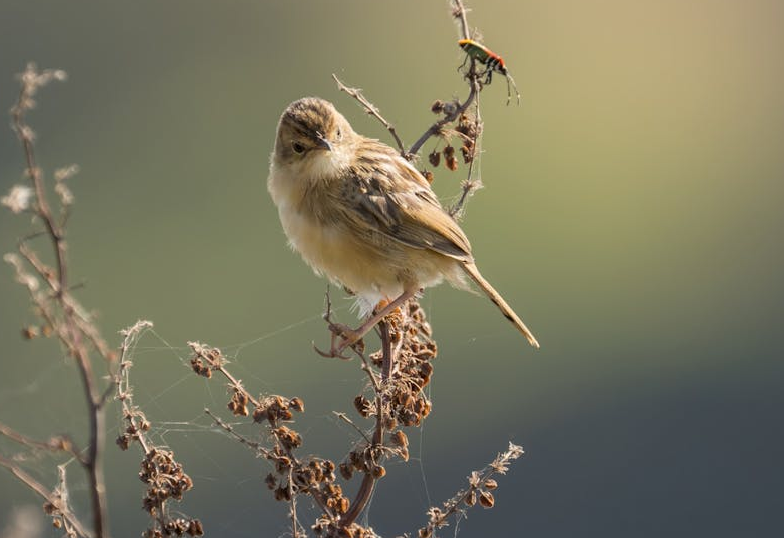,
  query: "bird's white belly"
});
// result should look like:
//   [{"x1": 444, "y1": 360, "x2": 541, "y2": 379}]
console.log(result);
[{"x1": 278, "y1": 204, "x2": 405, "y2": 305}]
